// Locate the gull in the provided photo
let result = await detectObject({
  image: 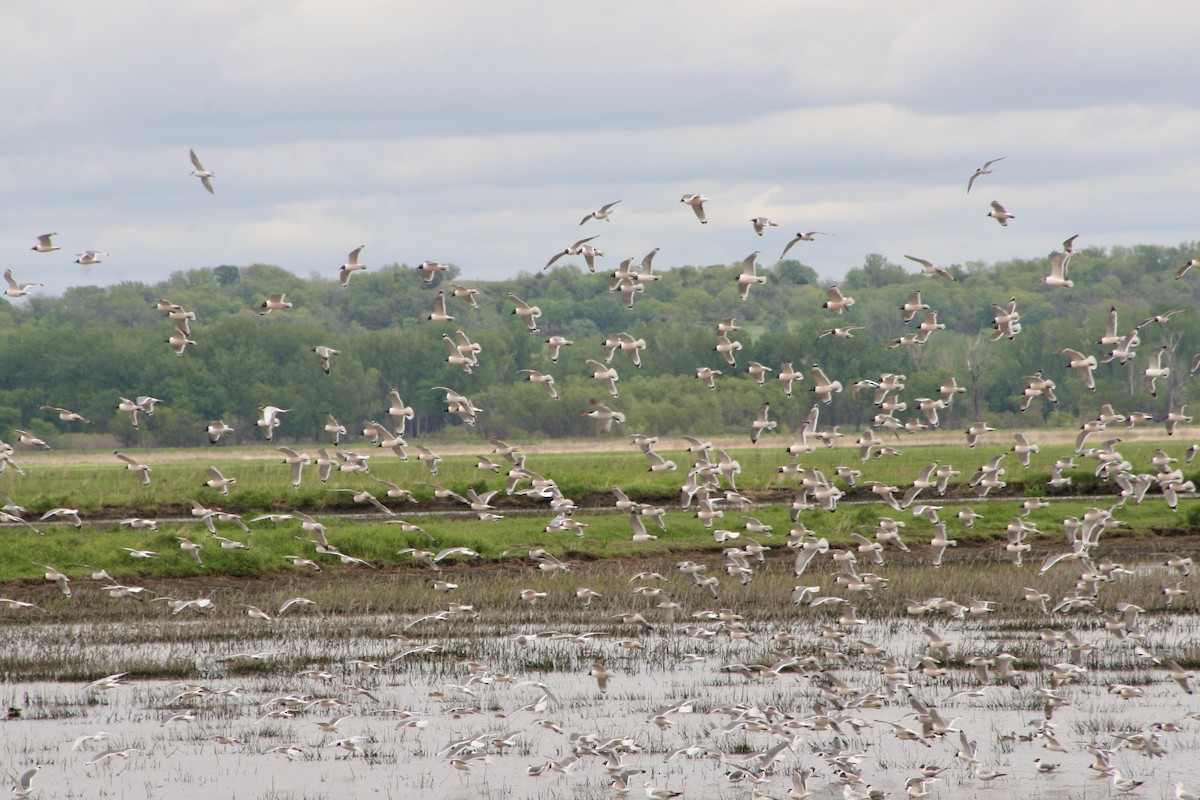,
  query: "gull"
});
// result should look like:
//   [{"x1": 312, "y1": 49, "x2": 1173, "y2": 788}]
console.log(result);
[
  {"x1": 777, "y1": 362, "x2": 804, "y2": 397},
  {"x1": 715, "y1": 333, "x2": 743, "y2": 367},
  {"x1": 411, "y1": 443, "x2": 443, "y2": 475},
  {"x1": 680, "y1": 193, "x2": 708, "y2": 223},
  {"x1": 1143, "y1": 345, "x2": 1171, "y2": 396},
  {"x1": 450, "y1": 283, "x2": 480, "y2": 308},
  {"x1": 586, "y1": 359, "x2": 620, "y2": 397},
  {"x1": 166, "y1": 326, "x2": 196, "y2": 356},
  {"x1": 189, "y1": 149, "x2": 215, "y2": 193},
  {"x1": 1140, "y1": 308, "x2": 1186, "y2": 327},
  {"x1": 1165, "y1": 403, "x2": 1192, "y2": 436},
  {"x1": 278, "y1": 446, "x2": 311, "y2": 487},
  {"x1": 415, "y1": 260, "x2": 450, "y2": 283},
  {"x1": 39, "y1": 508, "x2": 82, "y2": 528},
  {"x1": 13, "y1": 429, "x2": 49, "y2": 450},
  {"x1": 750, "y1": 403, "x2": 776, "y2": 443},
  {"x1": 113, "y1": 451, "x2": 151, "y2": 485},
  {"x1": 1062, "y1": 348, "x2": 1098, "y2": 391},
  {"x1": 519, "y1": 370, "x2": 558, "y2": 399},
  {"x1": 736, "y1": 251, "x2": 766, "y2": 300},
  {"x1": 778, "y1": 231, "x2": 832, "y2": 261},
  {"x1": 507, "y1": 293, "x2": 542, "y2": 331},
  {"x1": 823, "y1": 284, "x2": 855, "y2": 314},
  {"x1": 750, "y1": 216, "x2": 778, "y2": 235},
  {"x1": 545, "y1": 235, "x2": 600, "y2": 269},
  {"x1": 904, "y1": 255, "x2": 956, "y2": 281},
  {"x1": 120, "y1": 547, "x2": 159, "y2": 559},
  {"x1": 40, "y1": 405, "x2": 90, "y2": 425},
  {"x1": 584, "y1": 402, "x2": 625, "y2": 433},
  {"x1": 337, "y1": 245, "x2": 366, "y2": 287},
  {"x1": 967, "y1": 156, "x2": 1006, "y2": 193},
  {"x1": 747, "y1": 361, "x2": 772, "y2": 384},
  {"x1": 545, "y1": 335, "x2": 573, "y2": 362},
  {"x1": 312, "y1": 346, "x2": 341, "y2": 375},
  {"x1": 205, "y1": 420, "x2": 233, "y2": 443},
  {"x1": 387, "y1": 390, "x2": 415, "y2": 434},
  {"x1": 428, "y1": 291, "x2": 455, "y2": 323},
  {"x1": 202, "y1": 466, "x2": 236, "y2": 494},
  {"x1": 818, "y1": 326, "x2": 863, "y2": 339},
  {"x1": 581, "y1": 200, "x2": 621, "y2": 225},
  {"x1": 259, "y1": 292, "x2": 292, "y2": 314},
  {"x1": 1045, "y1": 249, "x2": 1074, "y2": 288},
  {"x1": 331, "y1": 488, "x2": 393, "y2": 515},
  {"x1": 987, "y1": 200, "x2": 1014, "y2": 226},
  {"x1": 696, "y1": 366, "x2": 721, "y2": 390},
  {"x1": 257, "y1": 405, "x2": 288, "y2": 441},
  {"x1": 75, "y1": 250, "x2": 110, "y2": 265},
  {"x1": 1177, "y1": 258, "x2": 1200, "y2": 279},
  {"x1": 3, "y1": 270, "x2": 42, "y2": 298},
  {"x1": 810, "y1": 364, "x2": 843, "y2": 405},
  {"x1": 87, "y1": 746, "x2": 141, "y2": 766},
  {"x1": 31, "y1": 232, "x2": 59, "y2": 253}
]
